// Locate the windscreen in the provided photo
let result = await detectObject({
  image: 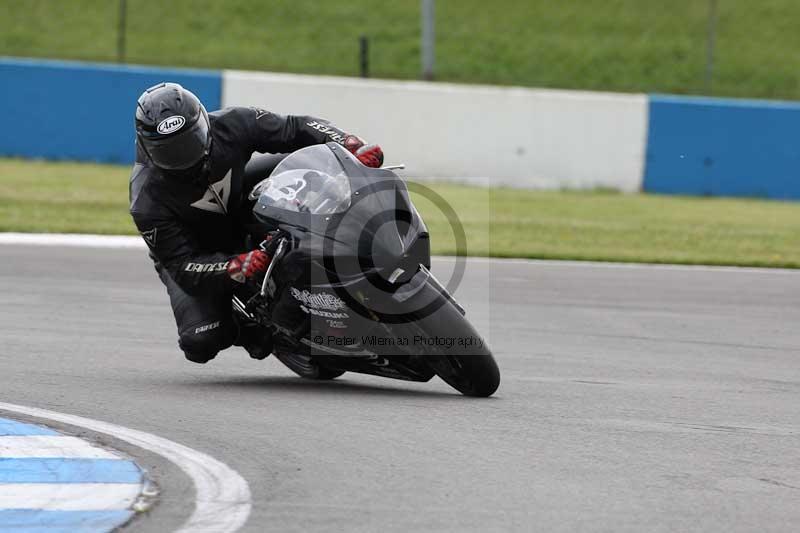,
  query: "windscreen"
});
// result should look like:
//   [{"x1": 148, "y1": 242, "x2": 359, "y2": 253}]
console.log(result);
[{"x1": 249, "y1": 145, "x2": 351, "y2": 216}]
